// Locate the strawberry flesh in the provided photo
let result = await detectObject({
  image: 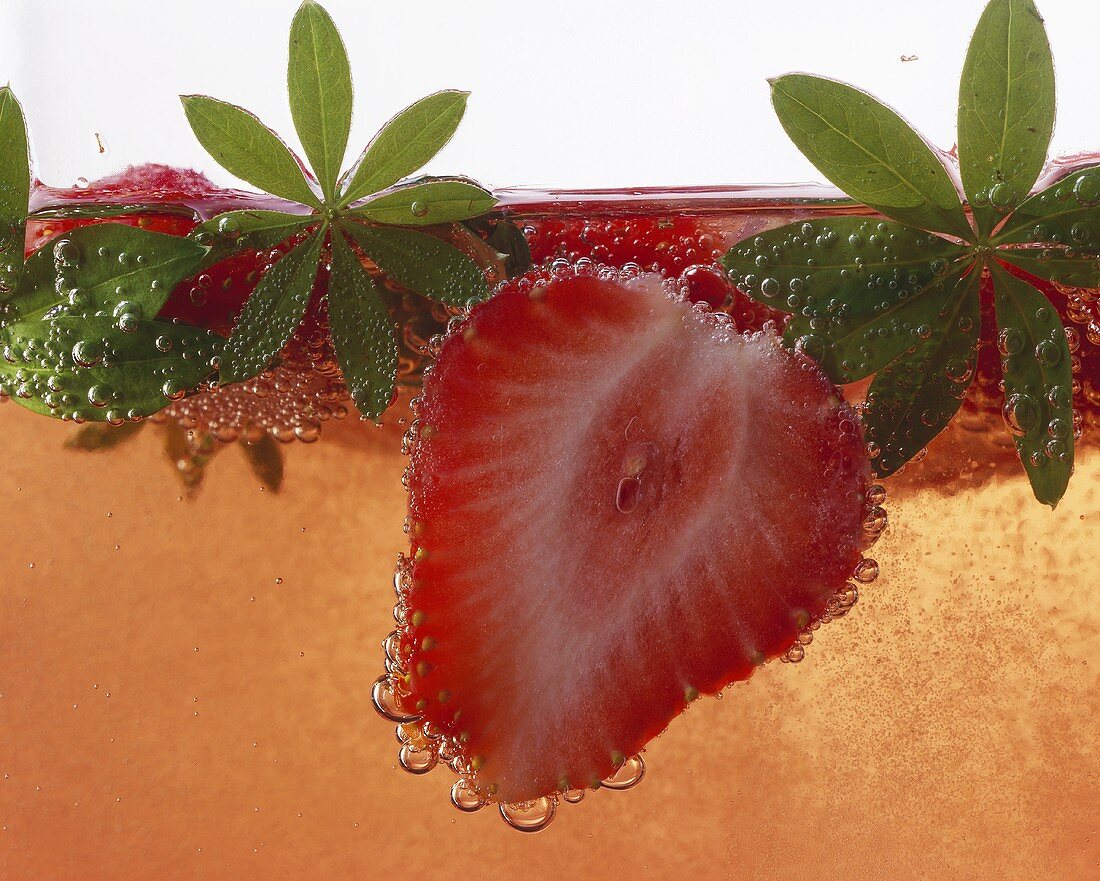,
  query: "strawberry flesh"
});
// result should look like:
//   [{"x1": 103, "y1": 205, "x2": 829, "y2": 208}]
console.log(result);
[{"x1": 403, "y1": 269, "x2": 871, "y2": 803}]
